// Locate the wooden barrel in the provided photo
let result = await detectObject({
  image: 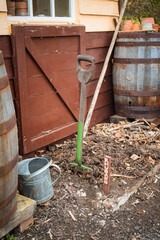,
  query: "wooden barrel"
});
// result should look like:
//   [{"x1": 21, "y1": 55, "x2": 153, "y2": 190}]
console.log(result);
[
  {"x1": 113, "y1": 32, "x2": 160, "y2": 119},
  {"x1": 15, "y1": 2, "x2": 28, "y2": 16},
  {"x1": 0, "y1": 51, "x2": 18, "y2": 227}
]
